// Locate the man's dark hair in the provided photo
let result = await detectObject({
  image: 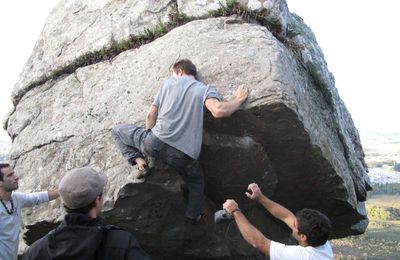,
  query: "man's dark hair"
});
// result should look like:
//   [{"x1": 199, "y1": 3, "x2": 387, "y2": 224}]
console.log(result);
[
  {"x1": 64, "y1": 201, "x2": 96, "y2": 214},
  {"x1": 0, "y1": 163, "x2": 11, "y2": 181},
  {"x1": 63, "y1": 193, "x2": 102, "y2": 214},
  {"x1": 296, "y1": 208, "x2": 331, "y2": 247},
  {"x1": 172, "y1": 59, "x2": 197, "y2": 78}
]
